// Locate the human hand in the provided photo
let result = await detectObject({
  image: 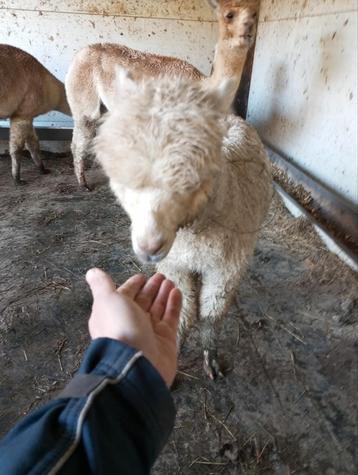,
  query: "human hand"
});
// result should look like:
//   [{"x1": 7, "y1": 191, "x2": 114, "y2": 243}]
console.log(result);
[{"x1": 86, "y1": 268, "x2": 182, "y2": 387}]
